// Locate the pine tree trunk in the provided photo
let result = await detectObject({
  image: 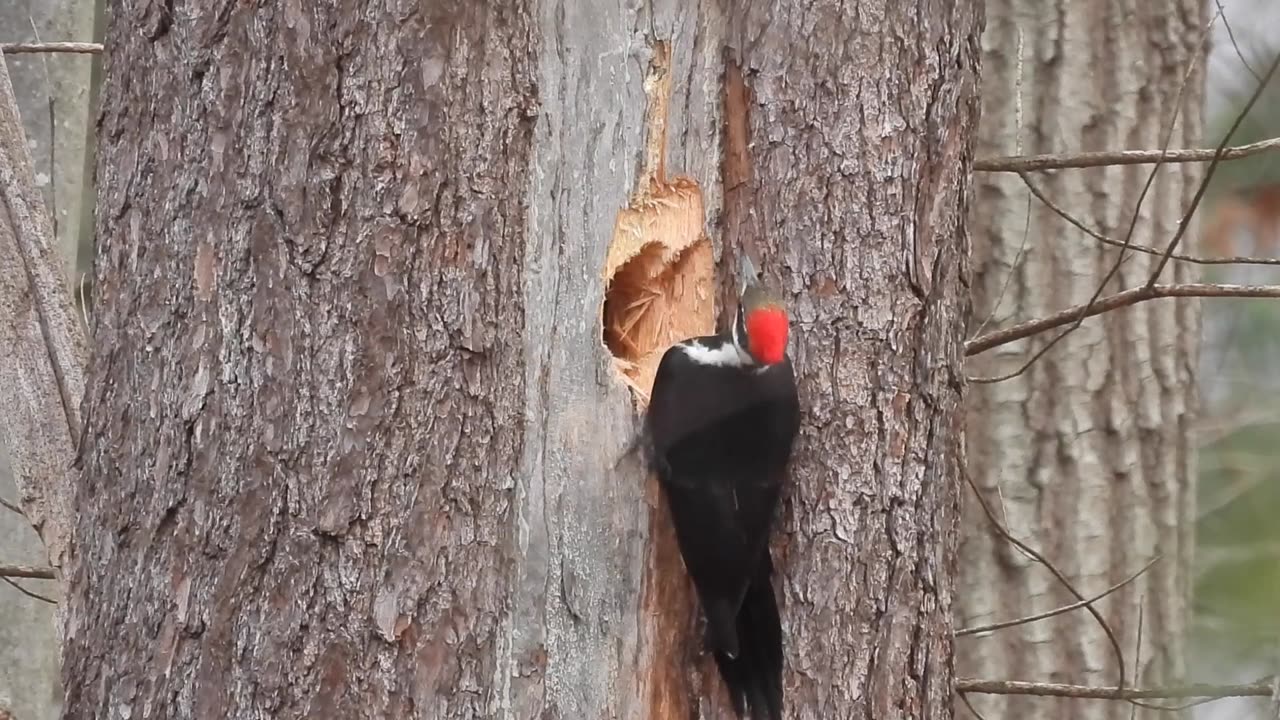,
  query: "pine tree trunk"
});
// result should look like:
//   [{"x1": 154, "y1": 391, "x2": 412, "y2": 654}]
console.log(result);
[
  {"x1": 722, "y1": 2, "x2": 981, "y2": 717},
  {"x1": 63, "y1": 2, "x2": 980, "y2": 718},
  {"x1": 957, "y1": 1, "x2": 1205, "y2": 718}
]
